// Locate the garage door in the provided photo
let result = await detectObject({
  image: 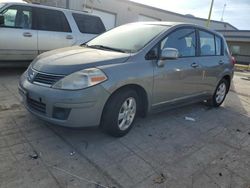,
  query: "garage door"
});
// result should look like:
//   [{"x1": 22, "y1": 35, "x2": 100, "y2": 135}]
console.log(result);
[
  {"x1": 138, "y1": 14, "x2": 161, "y2": 22},
  {"x1": 86, "y1": 8, "x2": 116, "y2": 30}
]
